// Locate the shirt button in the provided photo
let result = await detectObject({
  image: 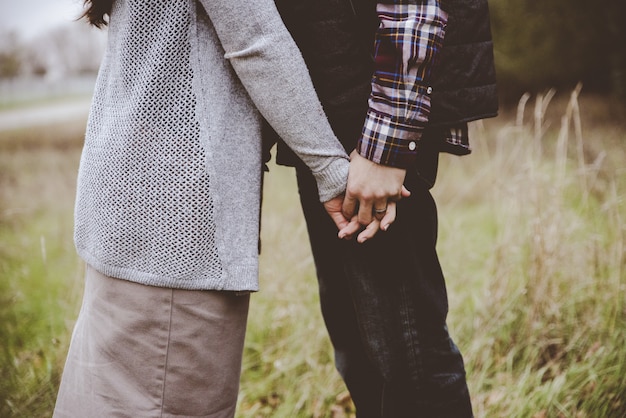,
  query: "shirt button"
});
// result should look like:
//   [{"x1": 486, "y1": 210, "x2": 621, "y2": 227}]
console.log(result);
[
  {"x1": 426, "y1": 86, "x2": 433, "y2": 94},
  {"x1": 408, "y1": 141, "x2": 417, "y2": 151}
]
